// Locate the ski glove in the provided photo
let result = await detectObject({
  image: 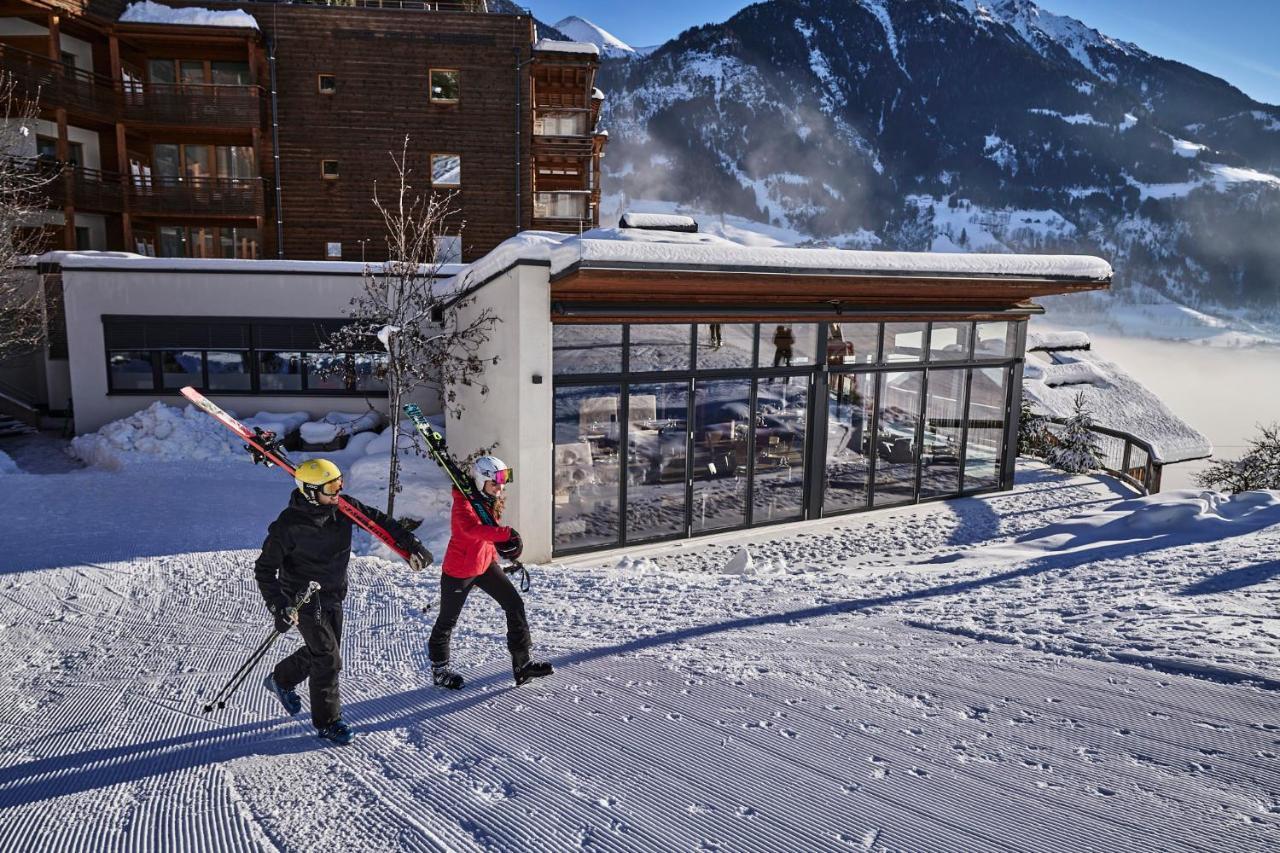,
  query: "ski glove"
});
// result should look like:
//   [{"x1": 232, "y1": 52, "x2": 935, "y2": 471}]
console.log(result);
[
  {"x1": 496, "y1": 528, "x2": 523, "y2": 561},
  {"x1": 269, "y1": 602, "x2": 297, "y2": 634},
  {"x1": 406, "y1": 538, "x2": 433, "y2": 572}
]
